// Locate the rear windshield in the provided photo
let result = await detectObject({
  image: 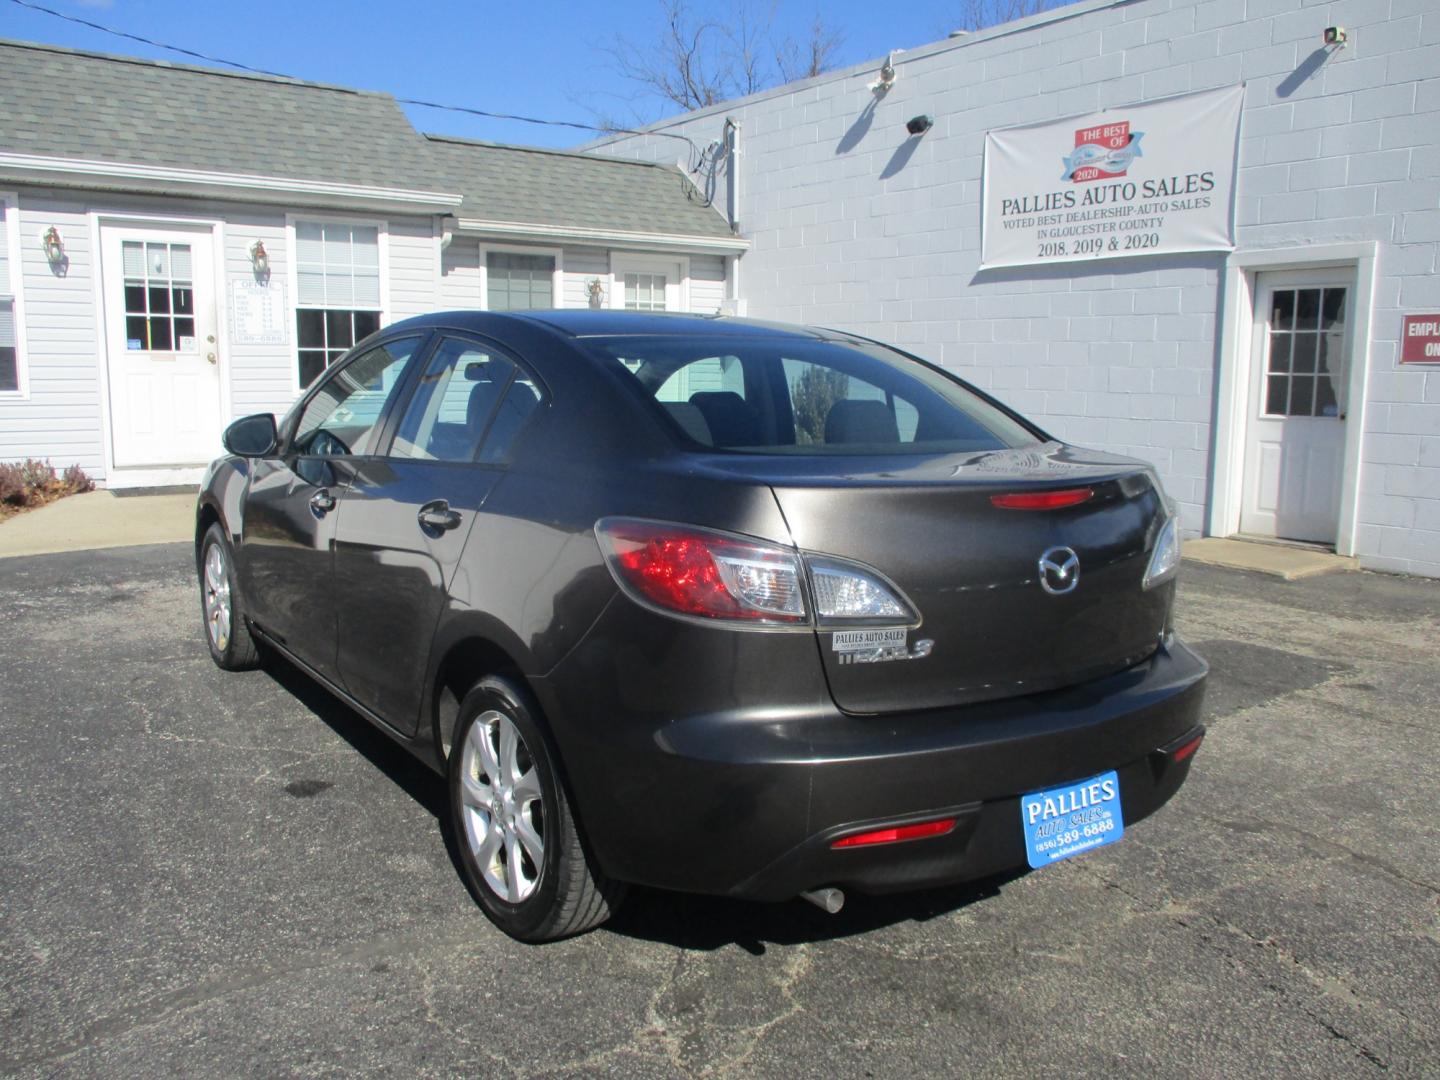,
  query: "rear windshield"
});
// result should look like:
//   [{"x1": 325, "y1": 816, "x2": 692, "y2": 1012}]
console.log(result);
[{"x1": 584, "y1": 334, "x2": 1041, "y2": 455}]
